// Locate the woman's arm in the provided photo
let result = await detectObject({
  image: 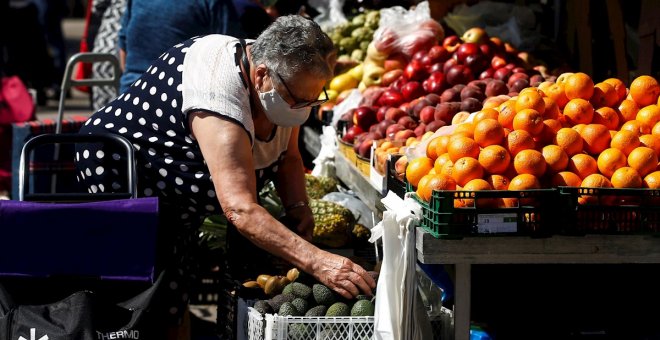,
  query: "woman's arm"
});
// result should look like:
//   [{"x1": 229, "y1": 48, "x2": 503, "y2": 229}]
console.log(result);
[
  {"x1": 190, "y1": 112, "x2": 376, "y2": 298},
  {"x1": 274, "y1": 127, "x2": 313, "y2": 240}
]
